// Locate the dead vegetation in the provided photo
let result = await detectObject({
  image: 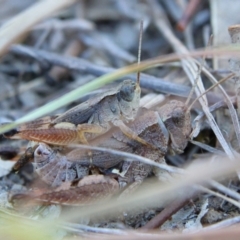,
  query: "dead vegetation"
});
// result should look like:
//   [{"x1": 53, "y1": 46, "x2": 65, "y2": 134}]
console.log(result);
[{"x1": 1, "y1": 0, "x2": 240, "y2": 239}]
